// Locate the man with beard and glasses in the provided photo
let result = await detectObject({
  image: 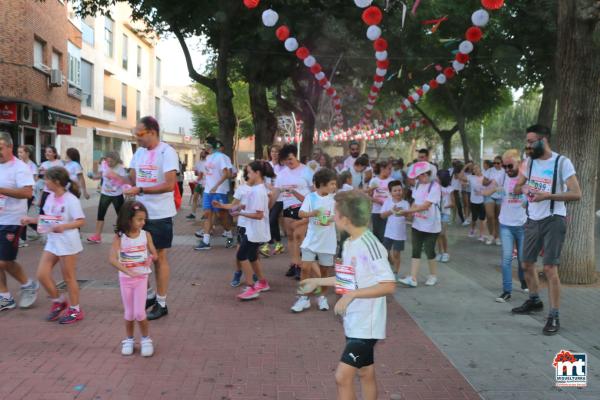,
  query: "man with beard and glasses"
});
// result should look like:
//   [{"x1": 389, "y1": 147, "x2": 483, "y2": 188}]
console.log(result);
[
  {"x1": 512, "y1": 124, "x2": 581, "y2": 336},
  {"x1": 343, "y1": 141, "x2": 362, "y2": 171}
]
